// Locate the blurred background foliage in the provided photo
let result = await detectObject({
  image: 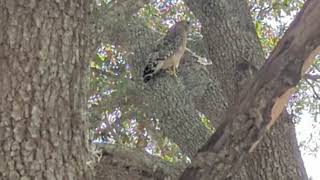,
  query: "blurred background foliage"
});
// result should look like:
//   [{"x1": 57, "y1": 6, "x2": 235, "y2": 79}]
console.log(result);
[{"x1": 88, "y1": 0, "x2": 319, "y2": 163}]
